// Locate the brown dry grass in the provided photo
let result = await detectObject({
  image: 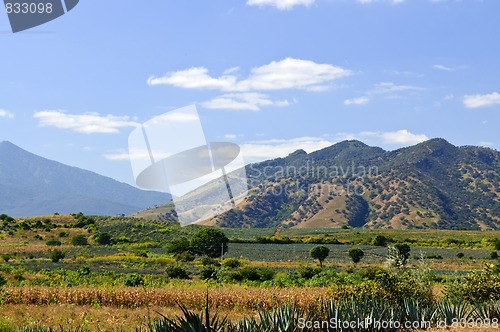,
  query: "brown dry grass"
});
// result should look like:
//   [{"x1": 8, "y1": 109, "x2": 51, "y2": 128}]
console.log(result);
[
  {"x1": 3, "y1": 285, "x2": 331, "y2": 310},
  {"x1": 0, "y1": 304, "x2": 181, "y2": 331}
]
